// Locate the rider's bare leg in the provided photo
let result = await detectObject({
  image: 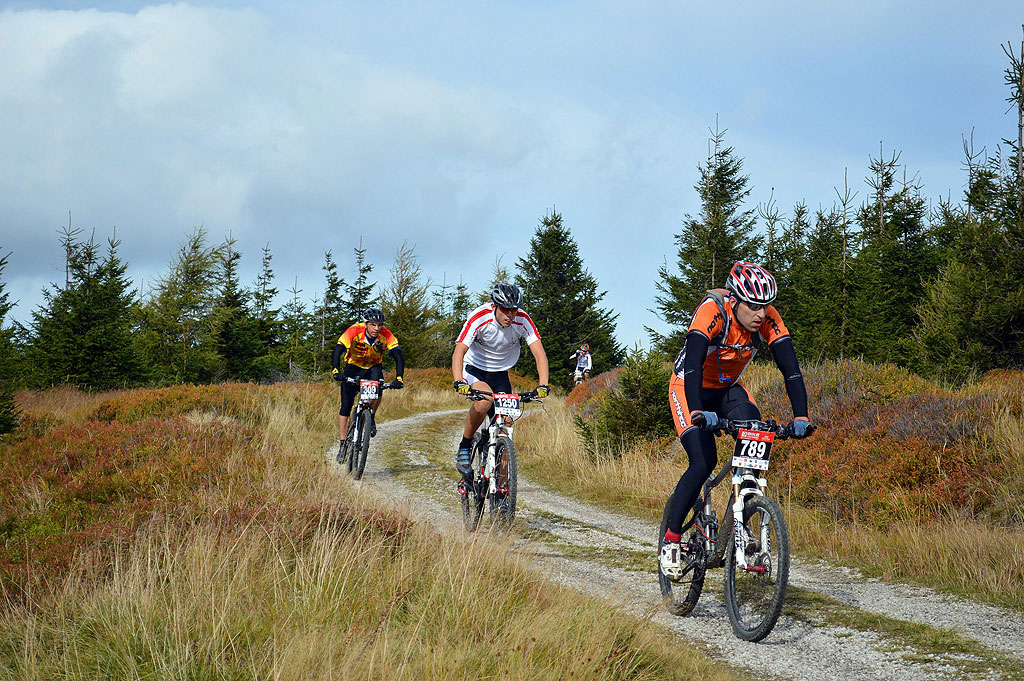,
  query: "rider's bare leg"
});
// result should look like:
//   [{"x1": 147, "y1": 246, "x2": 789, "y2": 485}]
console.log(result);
[{"x1": 463, "y1": 380, "x2": 493, "y2": 438}]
